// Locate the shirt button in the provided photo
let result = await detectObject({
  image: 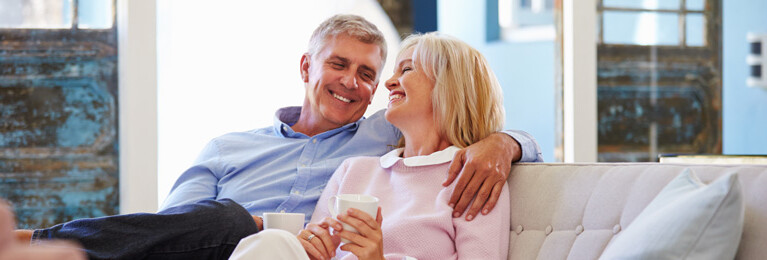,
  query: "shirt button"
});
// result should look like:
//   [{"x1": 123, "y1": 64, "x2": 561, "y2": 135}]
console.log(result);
[
  {"x1": 301, "y1": 164, "x2": 306, "y2": 167},
  {"x1": 312, "y1": 139, "x2": 317, "y2": 144},
  {"x1": 283, "y1": 126, "x2": 288, "y2": 131},
  {"x1": 293, "y1": 190, "x2": 301, "y2": 195}
]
